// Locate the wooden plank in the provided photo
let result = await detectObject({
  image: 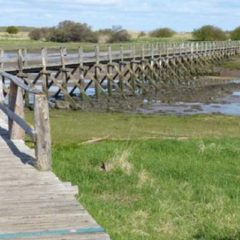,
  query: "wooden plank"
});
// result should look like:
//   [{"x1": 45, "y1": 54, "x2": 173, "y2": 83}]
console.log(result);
[{"x1": 0, "y1": 124, "x2": 110, "y2": 240}]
